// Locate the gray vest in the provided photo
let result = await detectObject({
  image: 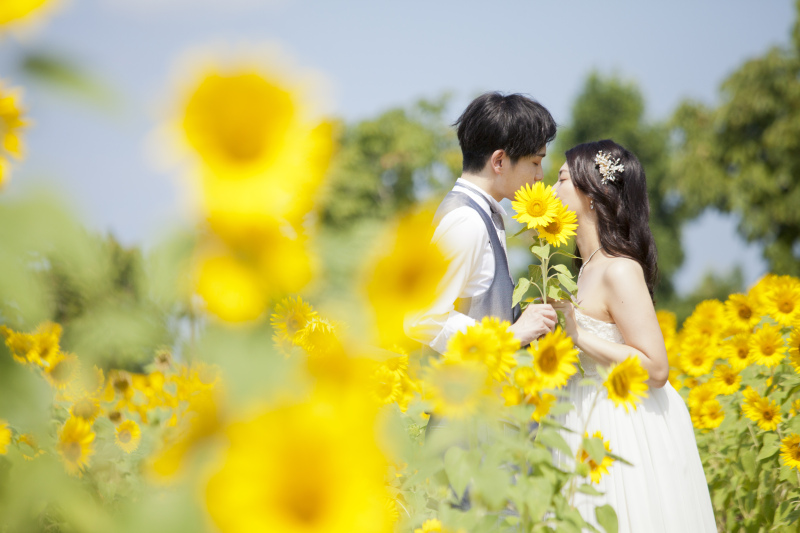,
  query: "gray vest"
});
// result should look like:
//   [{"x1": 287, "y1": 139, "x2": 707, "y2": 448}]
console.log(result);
[
  {"x1": 425, "y1": 190, "x2": 522, "y2": 459},
  {"x1": 432, "y1": 190, "x2": 521, "y2": 324}
]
